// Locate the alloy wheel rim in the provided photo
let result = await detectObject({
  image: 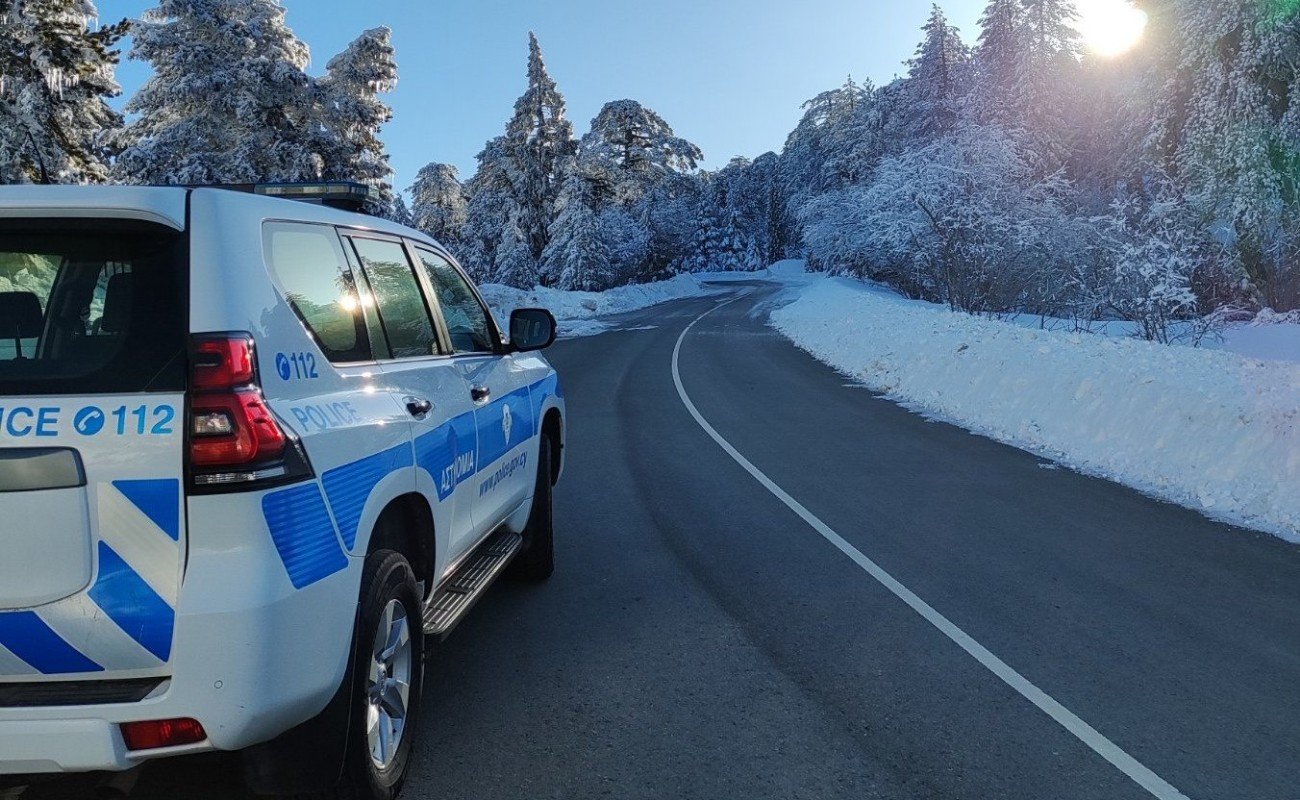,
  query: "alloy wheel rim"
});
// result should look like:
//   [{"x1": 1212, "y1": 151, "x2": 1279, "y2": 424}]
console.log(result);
[{"x1": 366, "y1": 598, "x2": 413, "y2": 769}]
